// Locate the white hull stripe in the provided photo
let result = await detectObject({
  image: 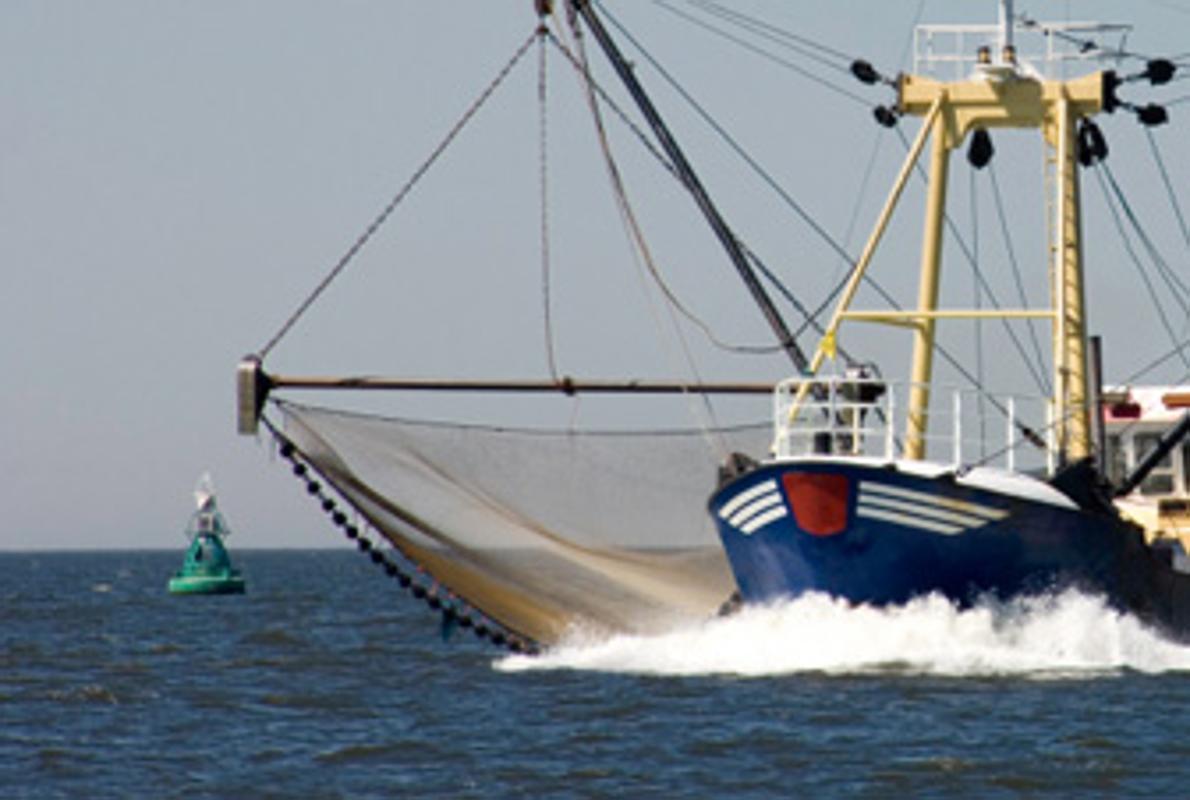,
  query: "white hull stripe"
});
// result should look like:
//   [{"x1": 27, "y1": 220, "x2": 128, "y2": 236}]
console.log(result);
[
  {"x1": 859, "y1": 481, "x2": 1008, "y2": 520},
  {"x1": 719, "y1": 479, "x2": 779, "y2": 519},
  {"x1": 740, "y1": 506, "x2": 788, "y2": 535},
  {"x1": 727, "y1": 492, "x2": 783, "y2": 528},
  {"x1": 856, "y1": 504, "x2": 965, "y2": 536},
  {"x1": 857, "y1": 493, "x2": 991, "y2": 528},
  {"x1": 719, "y1": 479, "x2": 788, "y2": 535}
]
